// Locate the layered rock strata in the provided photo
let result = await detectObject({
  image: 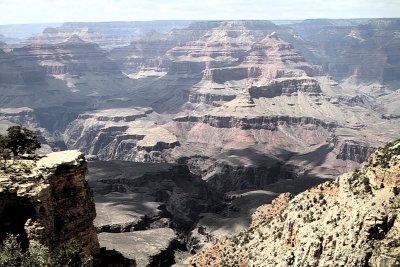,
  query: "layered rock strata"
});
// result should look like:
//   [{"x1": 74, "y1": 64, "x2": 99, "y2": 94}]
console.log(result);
[
  {"x1": 64, "y1": 108, "x2": 179, "y2": 162},
  {"x1": 174, "y1": 114, "x2": 335, "y2": 130},
  {"x1": 98, "y1": 228, "x2": 177, "y2": 267},
  {"x1": 290, "y1": 18, "x2": 400, "y2": 83},
  {"x1": 12, "y1": 35, "x2": 119, "y2": 75},
  {"x1": 0, "y1": 150, "x2": 99, "y2": 255}
]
